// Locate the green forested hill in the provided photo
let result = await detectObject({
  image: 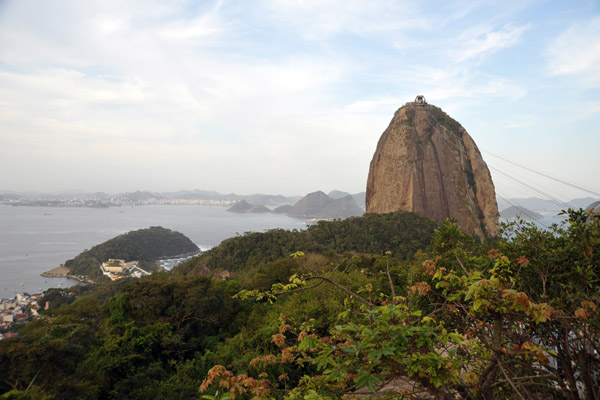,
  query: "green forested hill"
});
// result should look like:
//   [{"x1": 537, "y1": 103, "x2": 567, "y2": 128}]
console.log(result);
[
  {"x1": 1, "y1": 210, "x2": 598, "y2": 399},
  {"x1": 175, "y1": 211, "x2": 438, "y2": 275},
  {"x1": 64, "y1": 226, "x2": 198, "y2": 278}
]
